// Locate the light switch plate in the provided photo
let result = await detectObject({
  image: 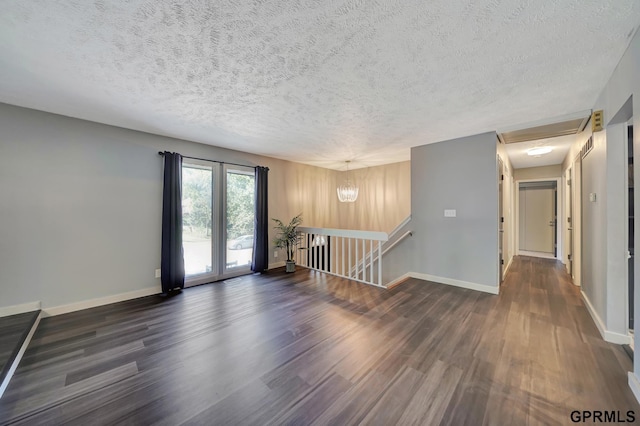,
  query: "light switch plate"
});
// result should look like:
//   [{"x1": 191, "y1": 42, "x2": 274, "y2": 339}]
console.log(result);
[
  {"x1": 589, "y1": 193, "x2": 596, "y2": 202},
  {"x1": 444, "y1": 209, "x2": 457, "y2": 217}
]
